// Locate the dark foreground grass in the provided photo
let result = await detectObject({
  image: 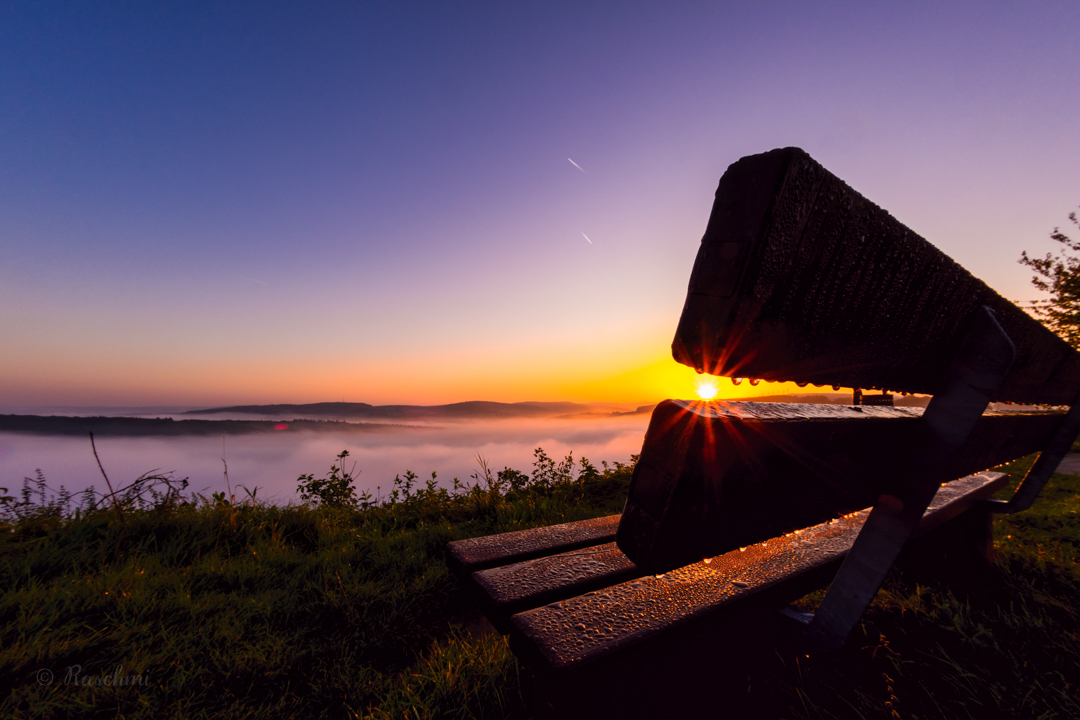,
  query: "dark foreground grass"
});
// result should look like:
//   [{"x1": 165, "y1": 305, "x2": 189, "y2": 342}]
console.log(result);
[
  {"x1": 778, "y1": 454, "x2": 1080, "y2": 719},
  {"x1": 2, "y1": 454, "x2": 1078, "y2": 718}
]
